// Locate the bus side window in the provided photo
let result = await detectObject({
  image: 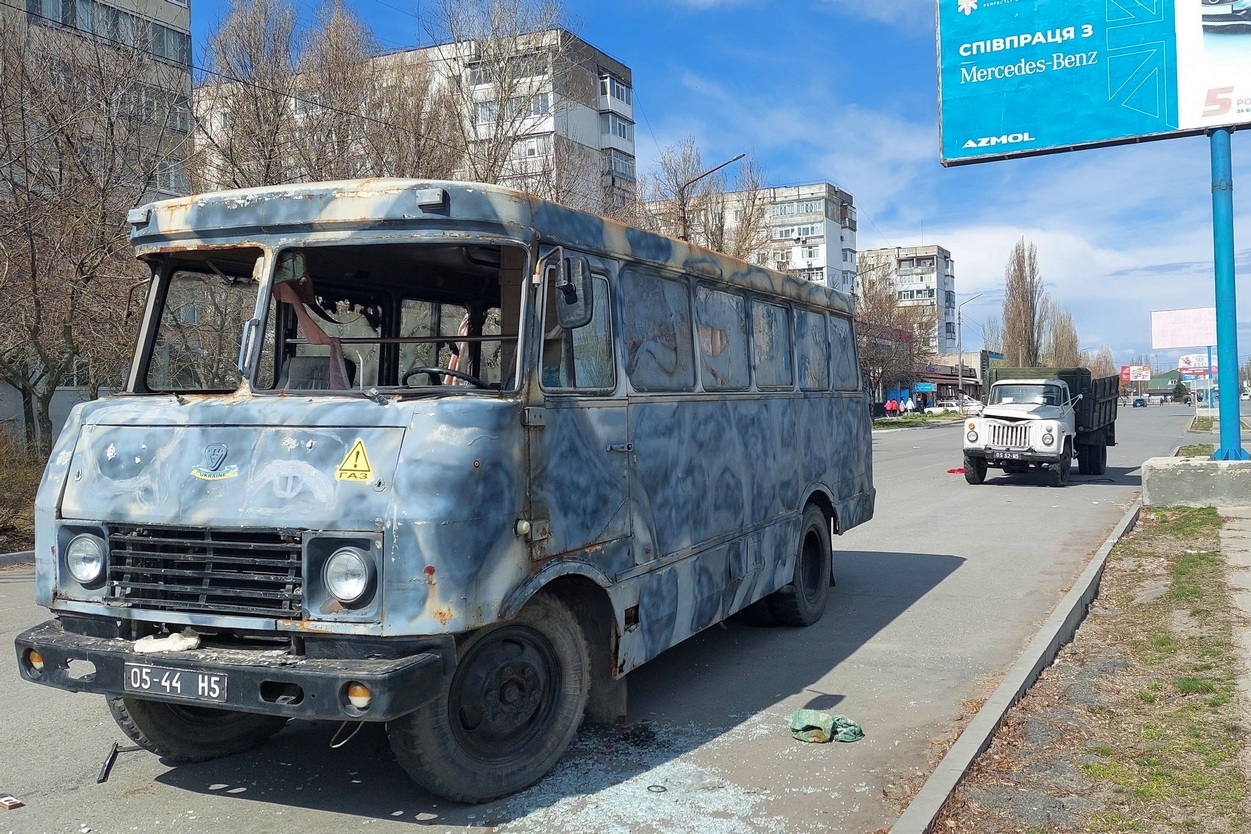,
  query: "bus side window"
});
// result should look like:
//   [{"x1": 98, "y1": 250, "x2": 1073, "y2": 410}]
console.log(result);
[
  {"x1": 752, "y1": 300, "x2": 793, "y2": 389},
  {"x1": 695, "y1": 285, "x2": 749, "y2": 391},
  {"x1": 829, "y1": 314, "x2": 860, "y2": 390},
  {"x1": 794, "y1": 307, "x2": 830, "y2": 392},
  {"x1": 541, "y1": 275, "x2": 614, "y2": 391},
  {"x1": 620, "y1": 268, "x2": 695, "y2": 392}
]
